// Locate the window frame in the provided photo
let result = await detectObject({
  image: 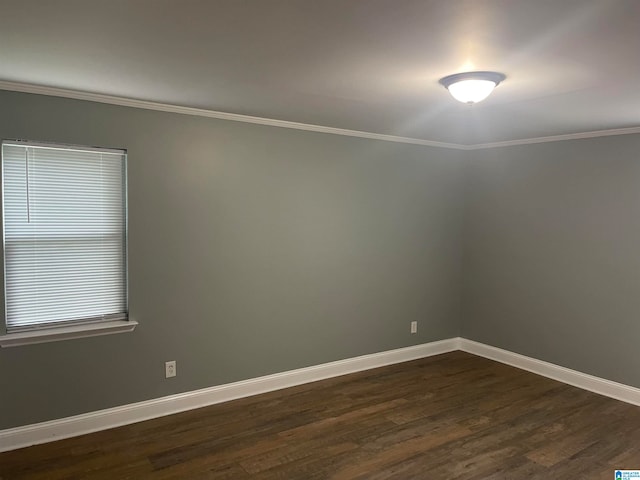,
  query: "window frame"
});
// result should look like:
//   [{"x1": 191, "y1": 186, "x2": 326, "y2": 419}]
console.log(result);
[{"x1": 0, "y1": 139, "x2": 136, "y2": 347}]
